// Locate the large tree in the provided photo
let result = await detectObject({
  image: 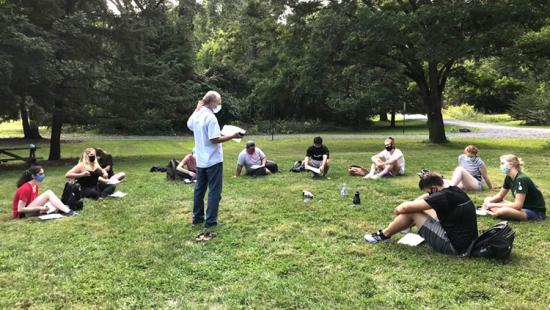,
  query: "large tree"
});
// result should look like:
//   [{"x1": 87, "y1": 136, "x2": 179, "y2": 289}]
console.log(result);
[{"x1": 354, "y1": 0, "x2": 550, "y2": 142}]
